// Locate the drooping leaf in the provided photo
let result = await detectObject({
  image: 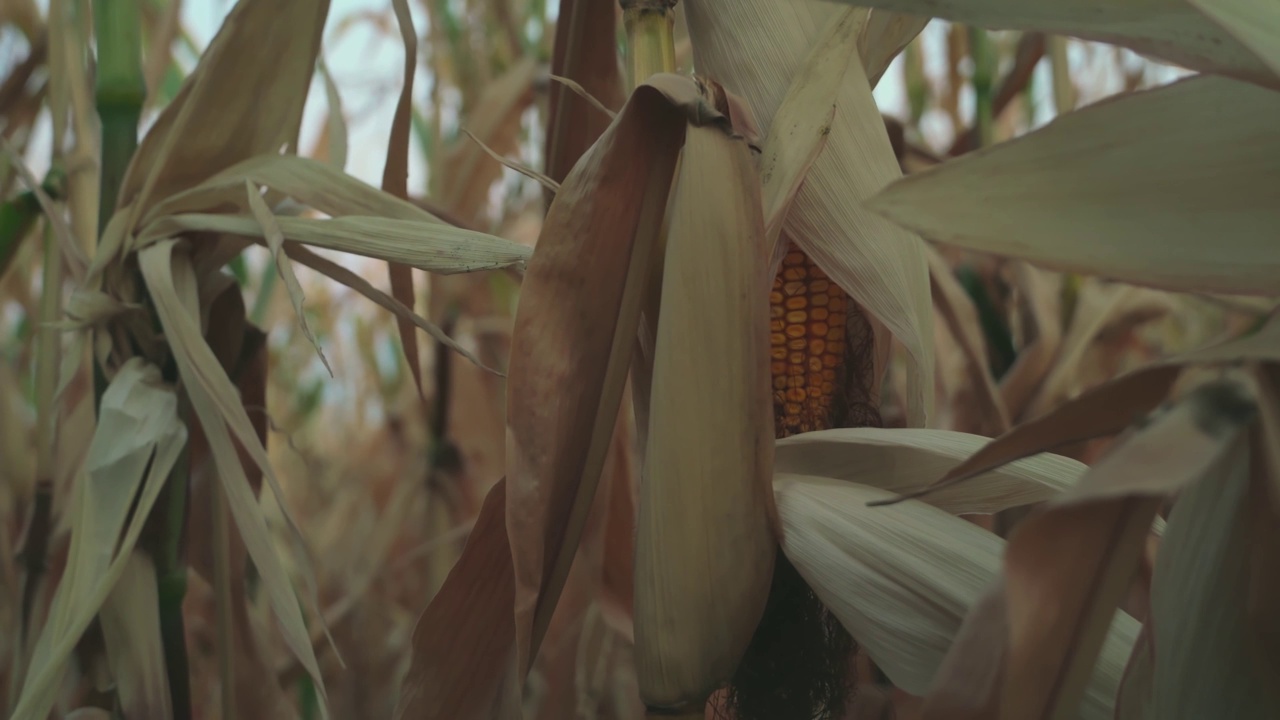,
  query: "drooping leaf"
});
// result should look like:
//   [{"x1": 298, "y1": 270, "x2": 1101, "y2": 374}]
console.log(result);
[
  {"x1": 868, "y1": 75, "x2": 1280, "y2": 297},
  {"x1": 1191, "y1": 0, "x2": 1280, "y2": 77},
  {"x1": 827, "y1": 0, "x2": 1279, "y2": 88},
  {"x1": 860, "y1": 10, "x2": 930, "y2": 87},
  {"x1": 99, "y1": 553, "x2": 173, "y2": 720}
]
